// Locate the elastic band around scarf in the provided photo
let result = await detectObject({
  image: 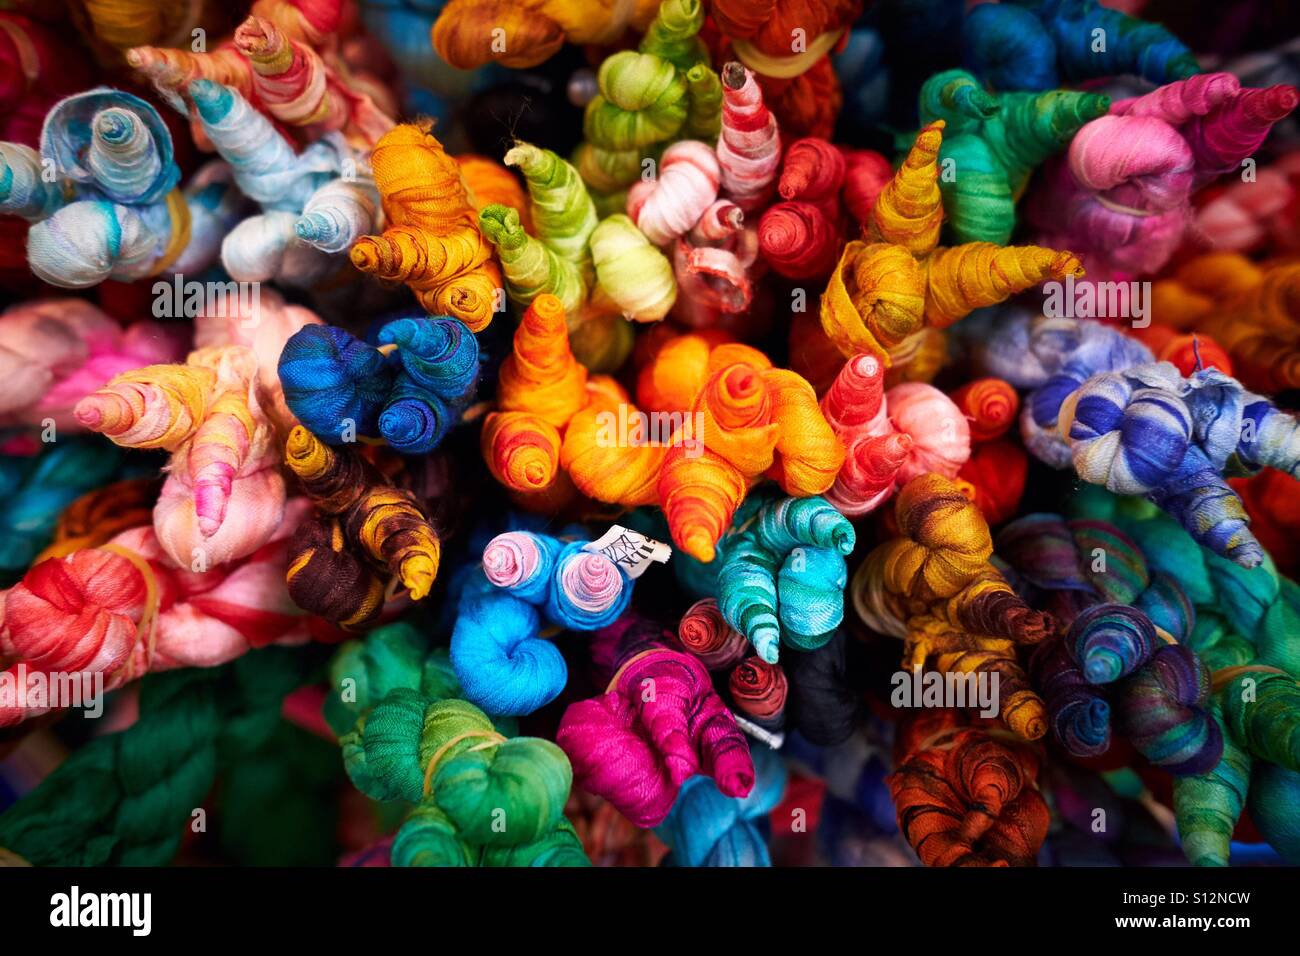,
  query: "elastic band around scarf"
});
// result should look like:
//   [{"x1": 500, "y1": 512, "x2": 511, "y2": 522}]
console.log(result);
[
  {"x1": 605, "y1": 648, "x2": 675, "y2": 695},
  {"x1": 0, "y1": 18, "x2": 38, "y2": 83},
  {"x1": 152, "y1": 189, "x2": 194, "y2": 276},
  {"x1": 1211, "y1": 664, "x2": 1297, "y2": 693},
  {"x1": 888, "y1": 332, "x2": 928, "y2": 368},
  {"x1": 732, "y1": 30, "x2": 844, "y2": 80},
  {"x1": 0, "y1": 846, "x2": 32, "y2": 867},
  {"x1": 603, "y1": 0, "x2": 638, "y2": 42},
  {"x1": 914, "y1": 723, "x2": 1038, "y2": 754},
  {"x1": 730, "y1": 511, "x2": 760, "y2": 539},
  {"x1": 99, "y1": 542, "x2": 161, "y2": 684},
  {"x1": 383, "y1": 574, "x2": 408, "y2": 604},
  {"x1": 1093, "y1": 194, "x2": 1158, "y2": 218},
  {"x1": 421, "y1": 729, "x2": 507, "y2": 797}
]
